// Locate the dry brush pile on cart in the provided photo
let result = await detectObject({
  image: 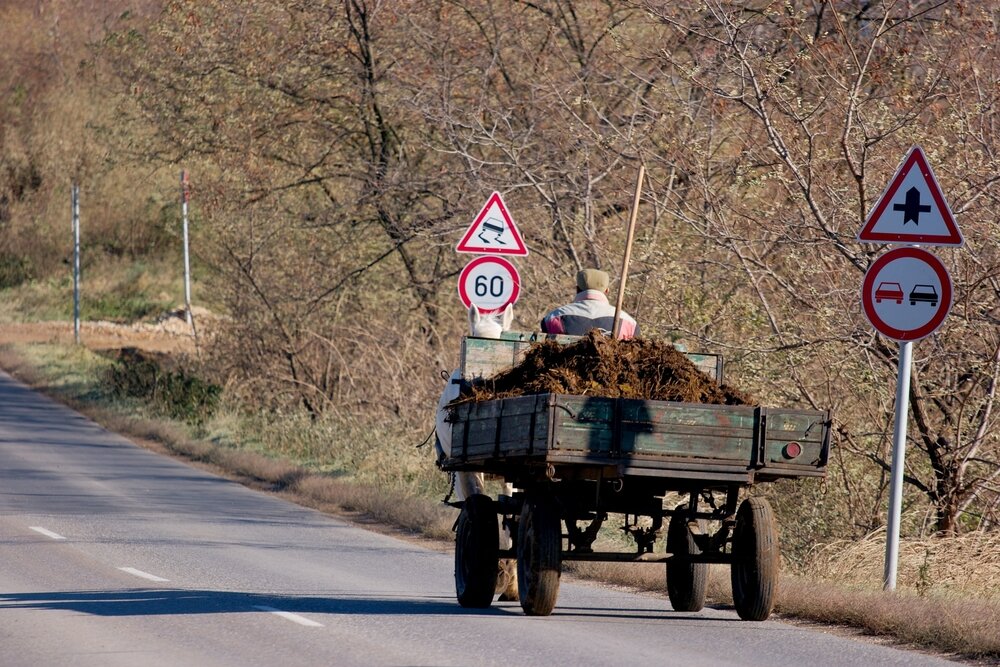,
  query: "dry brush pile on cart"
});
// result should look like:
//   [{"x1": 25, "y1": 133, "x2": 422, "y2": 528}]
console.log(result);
[{"x1": 439, "y1": 331, "x2": 831, "y2": 621}]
